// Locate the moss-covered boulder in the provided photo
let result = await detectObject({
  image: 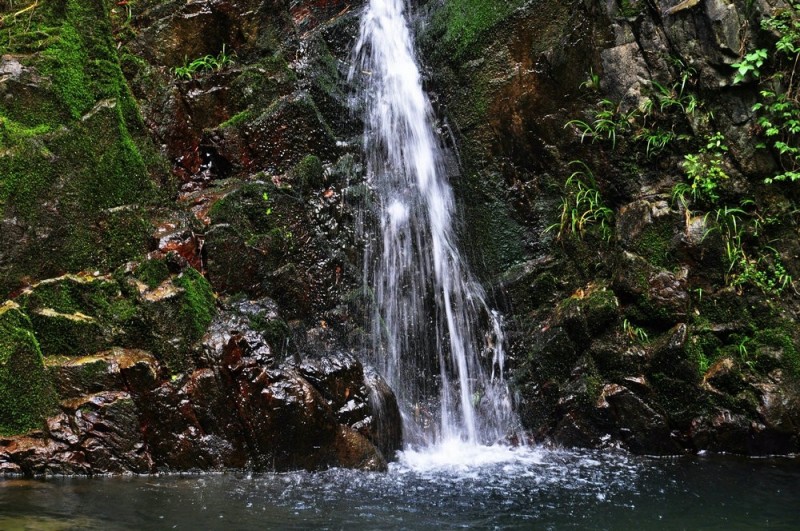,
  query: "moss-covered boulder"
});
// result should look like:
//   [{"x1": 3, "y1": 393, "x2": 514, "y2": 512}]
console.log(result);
[{"x1": 0, "y1": 302, "x2": 57, "y2": 435}]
